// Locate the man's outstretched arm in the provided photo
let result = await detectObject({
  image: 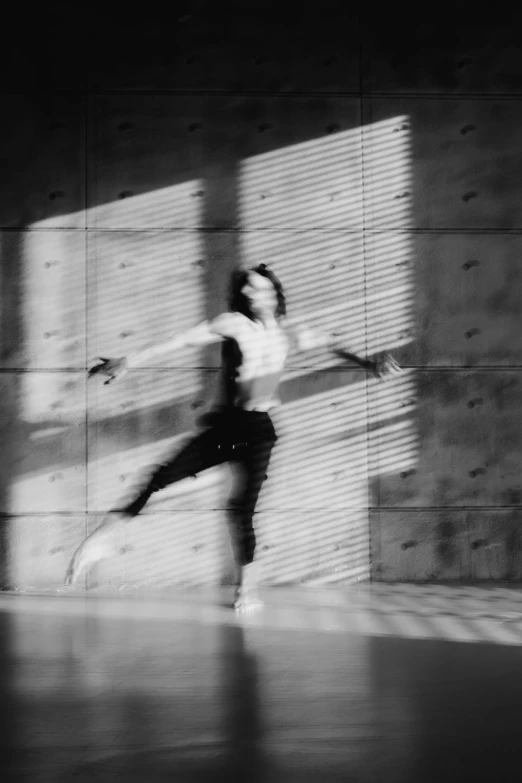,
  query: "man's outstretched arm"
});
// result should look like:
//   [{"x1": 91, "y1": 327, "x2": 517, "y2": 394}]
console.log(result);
[
  {"x1": 88, "y1": 319, "x2": 226, "y2": 385},
  {"x1": 286, "y1": 321, "x2": 403, "y2": 380},
  {"x1": 332, "y1": 346, "x2": 403, "y2": 379}
]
